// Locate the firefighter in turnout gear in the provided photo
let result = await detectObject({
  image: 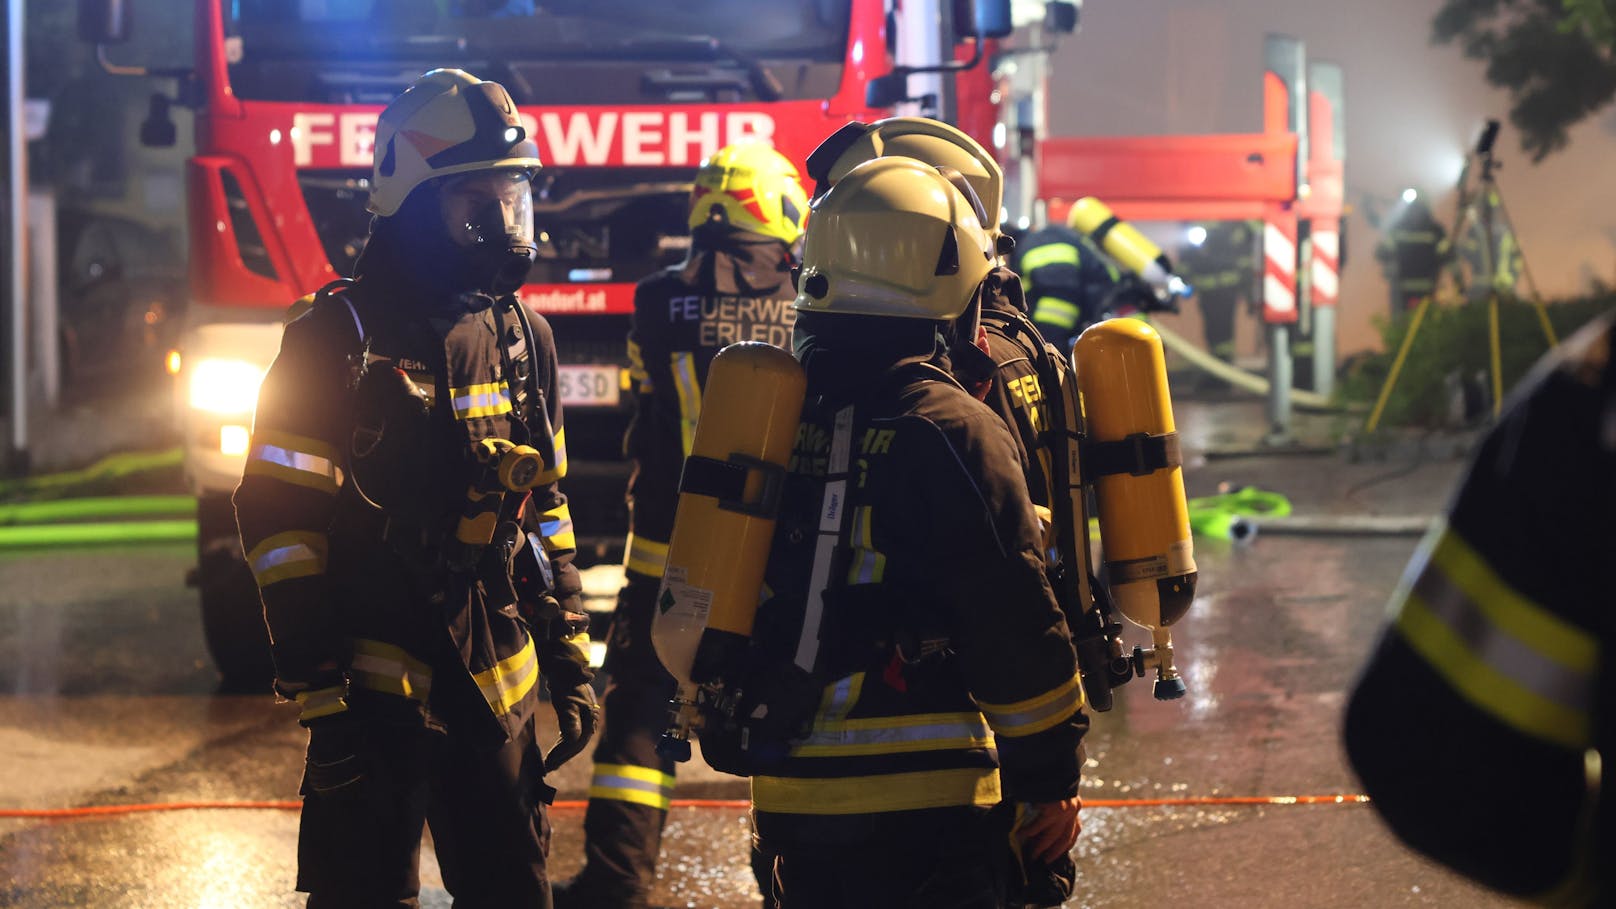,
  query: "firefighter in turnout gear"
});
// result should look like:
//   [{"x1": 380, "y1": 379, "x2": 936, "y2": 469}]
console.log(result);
[
  {"x1": 233, "y1": 69, "x2": 596, "y2": 908},
  {"x1": 744, "y1": 155, "x2": 1088, "y2": 907},
  {"x1": 1375, "y1": 195, "x2": 1448, "y2": 317},
  {"x1": 1178, "y1": 221, "x2": 1257, "y2": 364},
  {"x1": 553, "y1": 143, "x2": 808, "y2": 909},
  {"x1": 1344, "y1": 314, "x2": 1614, "y2": 906},
  {"x1": 1015, "y1": 223, "x2": 1124, "y2": 351}
]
